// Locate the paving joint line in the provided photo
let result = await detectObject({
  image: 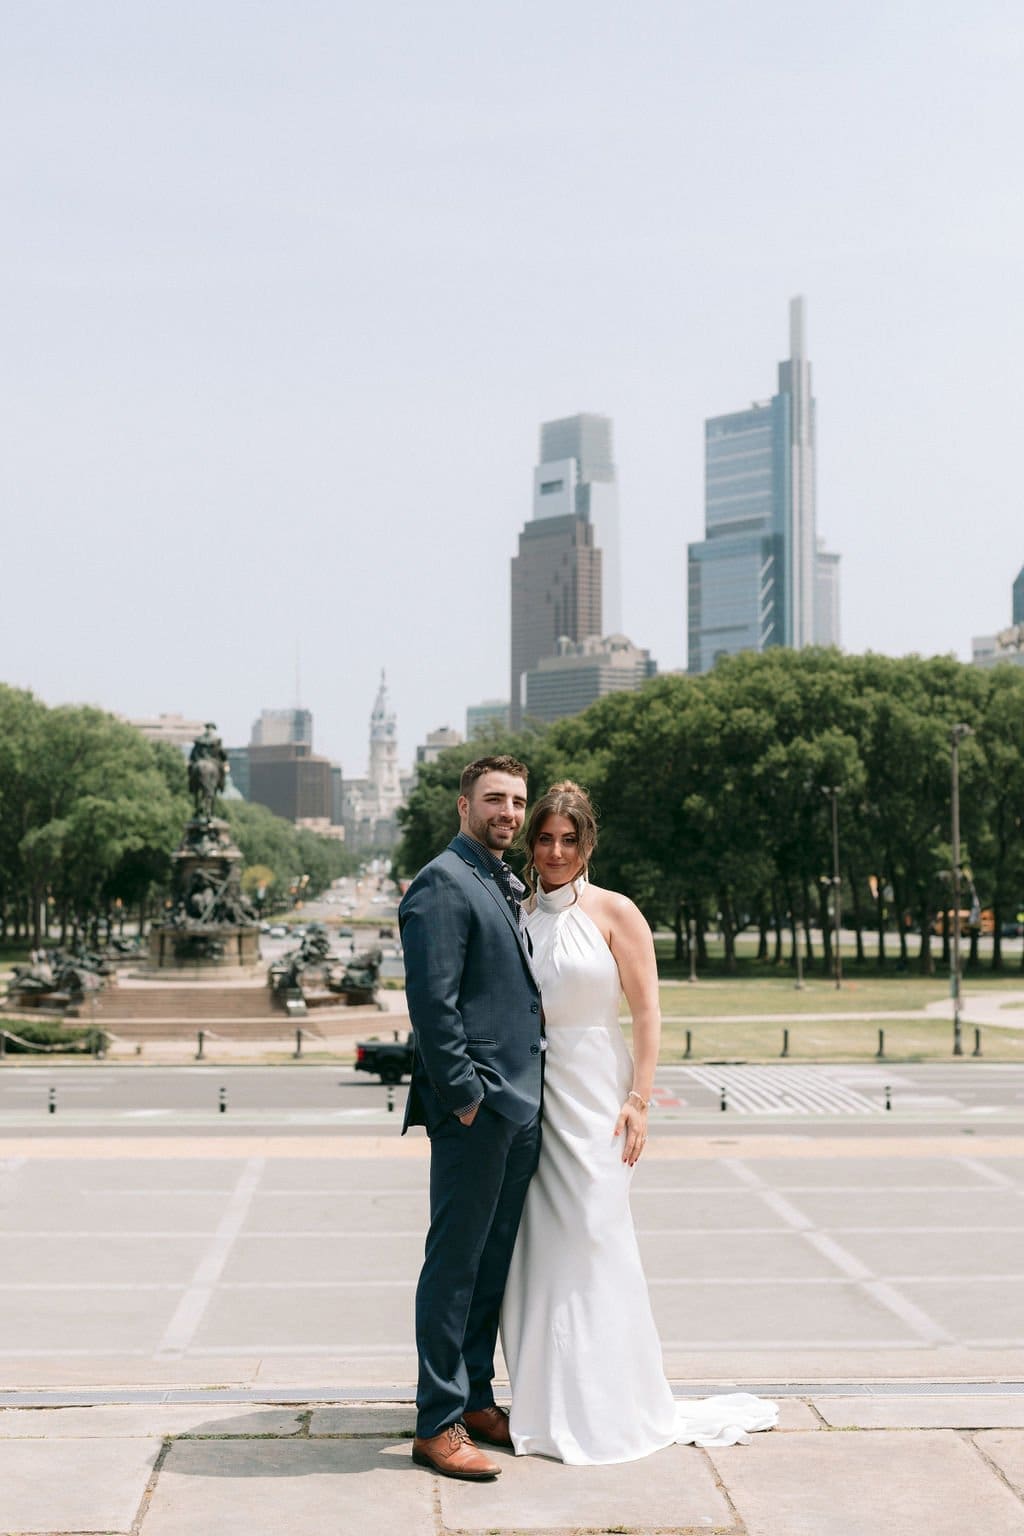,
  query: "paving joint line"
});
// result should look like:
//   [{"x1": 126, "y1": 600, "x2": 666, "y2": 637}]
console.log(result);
[
  {"x1": 701, "y1": 1441, "x2": 748, "y2": 1535},
  {"x1": 129, "y1": 1433, "x2": 171, "y2": 1536},
  {"x1": 961, "y1": 1426, "x2": 1024, "y2": 1508}
]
